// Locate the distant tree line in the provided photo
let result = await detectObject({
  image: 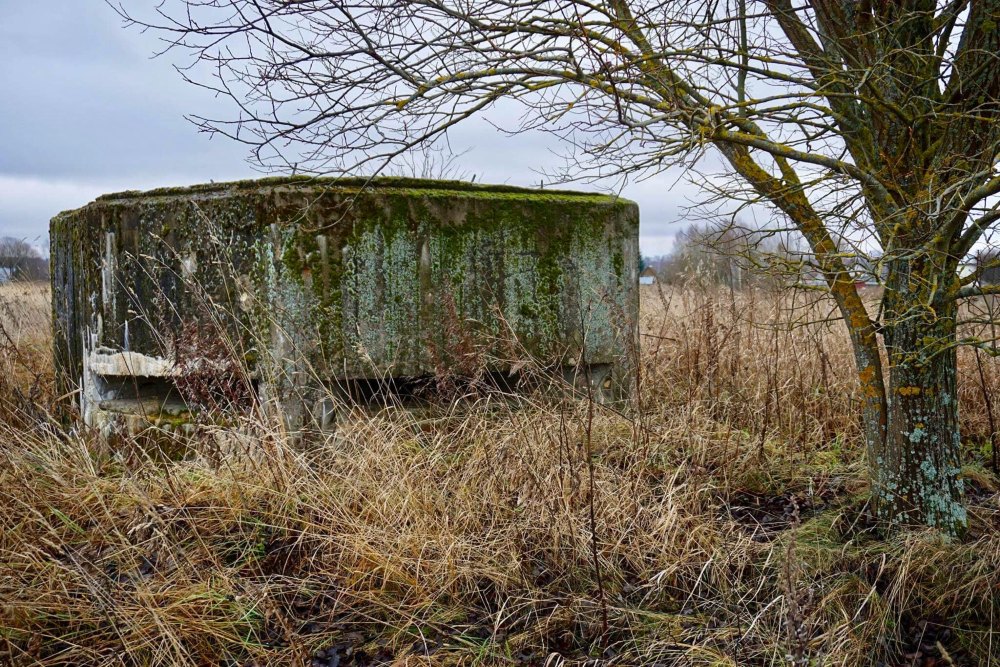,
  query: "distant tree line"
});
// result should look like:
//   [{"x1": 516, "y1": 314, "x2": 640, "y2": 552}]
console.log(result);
[
  {"x1": 0, "y1": 238, "x2": 49, "y2": 282},
  {"x1": 648, "y1": 225, "x2": 1000, "y2": 292},
  {"x1": 645, "y1": 223, "x2": 808, "y2": 289}
]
